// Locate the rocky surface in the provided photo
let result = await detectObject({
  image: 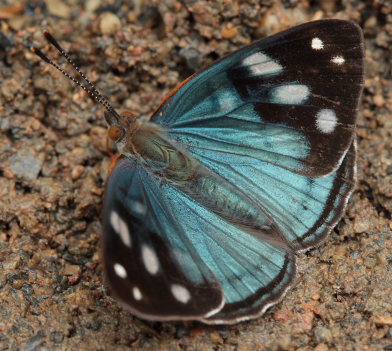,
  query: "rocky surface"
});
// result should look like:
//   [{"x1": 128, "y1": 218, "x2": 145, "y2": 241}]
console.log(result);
[{"x1": 0, "y1": 0, "x2": 391, "y2": 350}]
